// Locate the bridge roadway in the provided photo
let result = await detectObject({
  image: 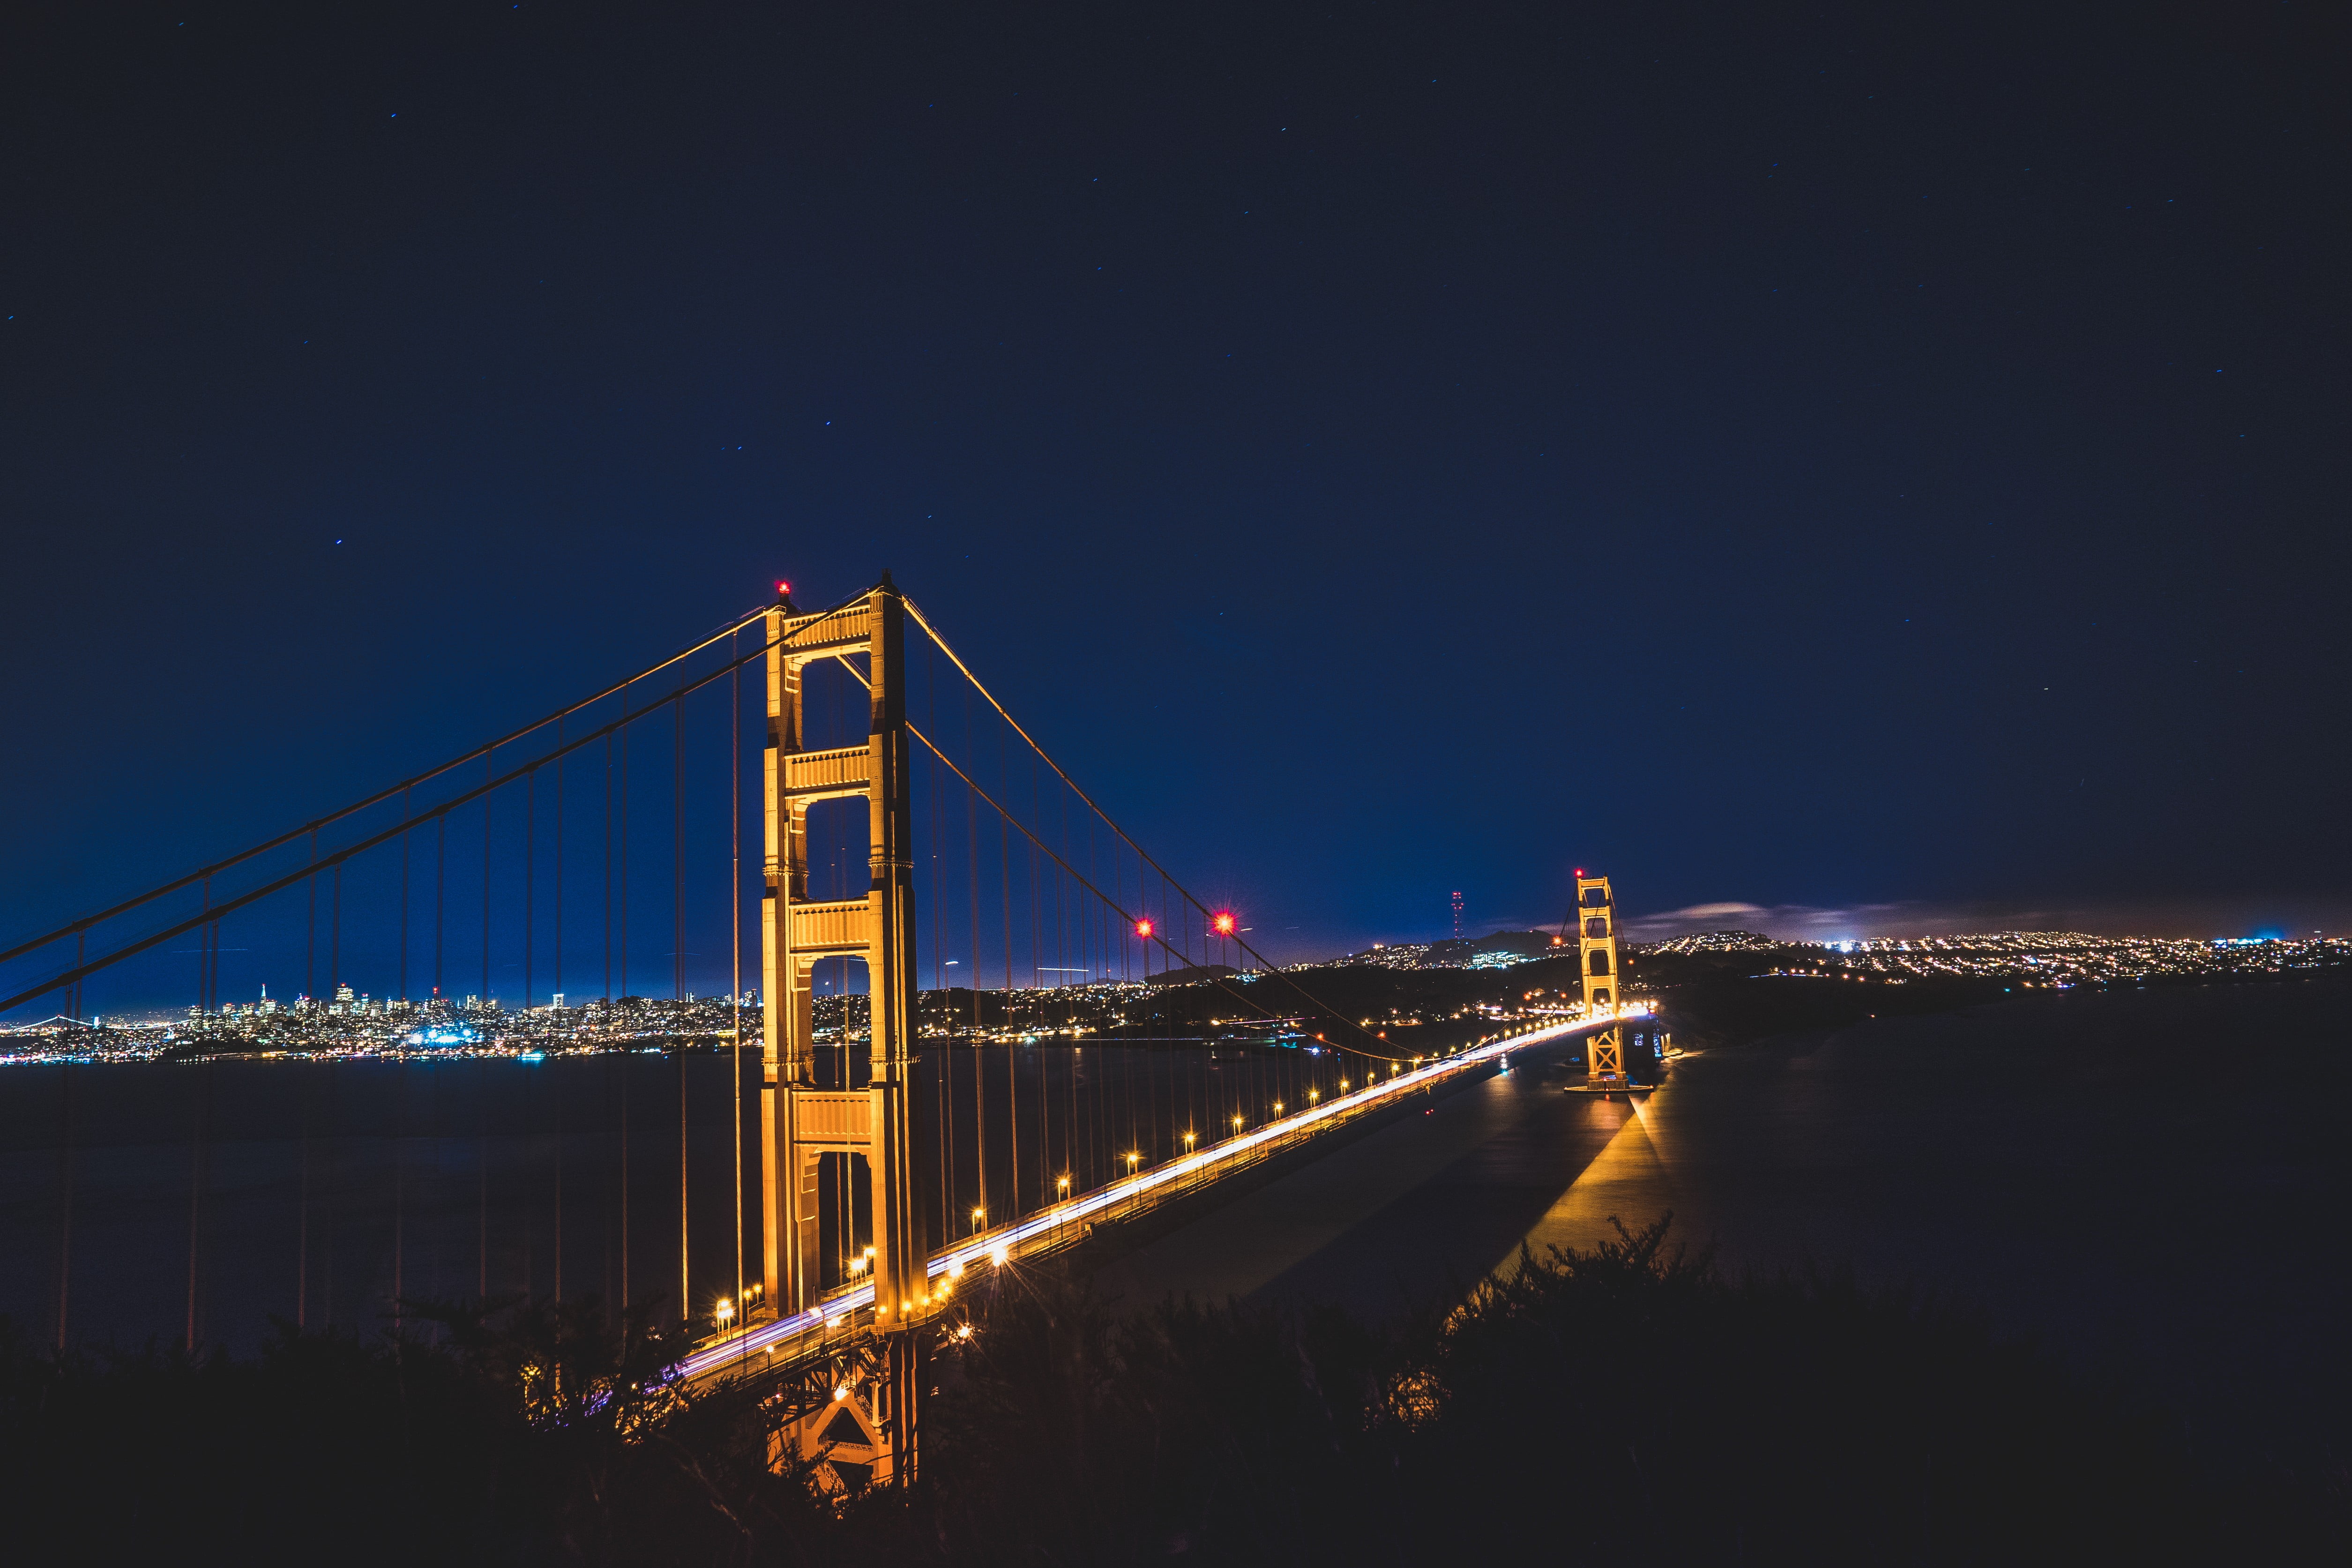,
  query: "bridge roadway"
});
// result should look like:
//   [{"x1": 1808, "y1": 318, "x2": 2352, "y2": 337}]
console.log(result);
[{"x1": 675, "y1": 1008, "x2": 1643, "y2": 1388}]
